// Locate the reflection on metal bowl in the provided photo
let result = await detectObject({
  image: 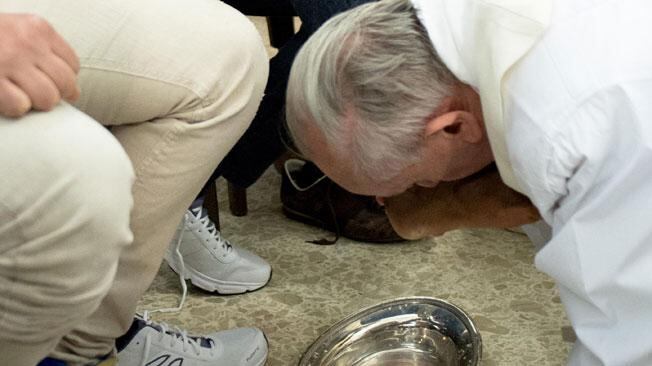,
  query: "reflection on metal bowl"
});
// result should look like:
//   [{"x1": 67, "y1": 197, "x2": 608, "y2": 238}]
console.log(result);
[{"x1": 299, "y1": 297, "x2": 482, "y2": 366}]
